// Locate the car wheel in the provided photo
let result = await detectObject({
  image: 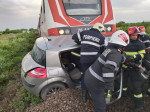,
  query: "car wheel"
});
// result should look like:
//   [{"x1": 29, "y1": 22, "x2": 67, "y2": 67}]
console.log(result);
[{"x1": 41, "y1": 82, "x2": 66, "y2": 100}]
